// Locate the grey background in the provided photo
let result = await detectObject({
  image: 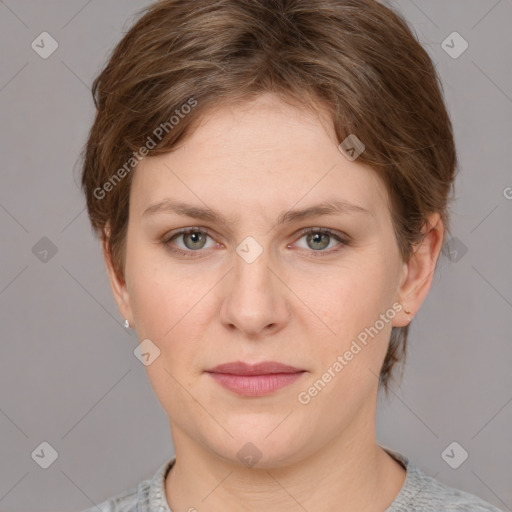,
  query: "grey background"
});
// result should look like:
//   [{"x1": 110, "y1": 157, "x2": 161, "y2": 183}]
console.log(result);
[{"x1": 0, "y1": 1, "x2": 511, "y2": 510}]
